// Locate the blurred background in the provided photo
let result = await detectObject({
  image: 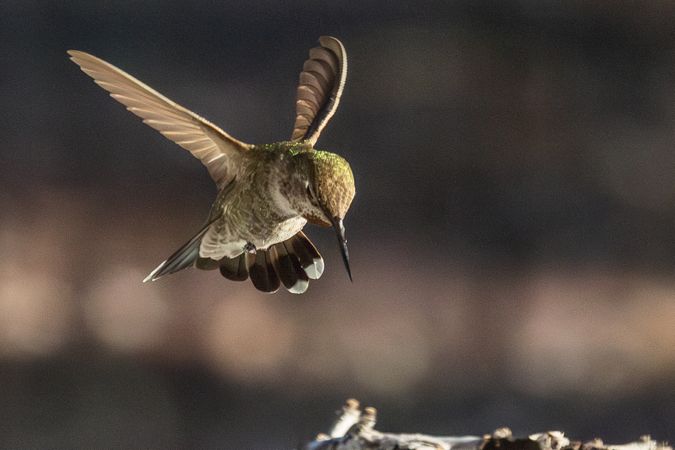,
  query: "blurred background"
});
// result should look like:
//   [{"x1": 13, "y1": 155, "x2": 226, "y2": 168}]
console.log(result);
[{"x1": 1, "y1": 0, "x2": 674, "y2": 448}]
